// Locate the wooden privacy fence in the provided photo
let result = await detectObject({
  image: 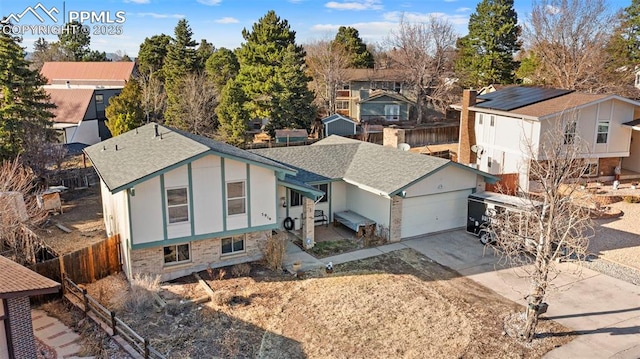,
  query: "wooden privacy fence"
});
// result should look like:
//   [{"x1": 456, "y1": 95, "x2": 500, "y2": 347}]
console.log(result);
[
  {"x1": 486, "y1": 173, "x2": 519, "y2": 196},
  {"x1": 403, "y1": 126, "x2": 459, "y2": 147},
  {"x1": 31, "y1": 235, "x2": 121, "y2": 285},
  {"x1": 63, "y1": 276, "x2": 165, "y2": 359}
]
